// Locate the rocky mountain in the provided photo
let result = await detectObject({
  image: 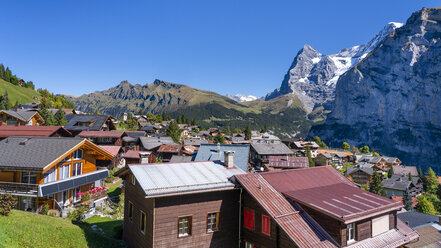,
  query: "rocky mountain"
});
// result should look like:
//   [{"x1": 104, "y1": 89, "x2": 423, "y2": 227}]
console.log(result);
[
  {"x1": 266, "y1": 22, "x2": 403, "y2": 113},
  {"x1": 68, "y1": 79, "x2": 317, "y2": 137},
  {"x1": 310, "y1": 7, "x2": 441, "y2": 170},
  {"x1": 226, "y1": 93, "x2": 259, "y2": 102}
]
